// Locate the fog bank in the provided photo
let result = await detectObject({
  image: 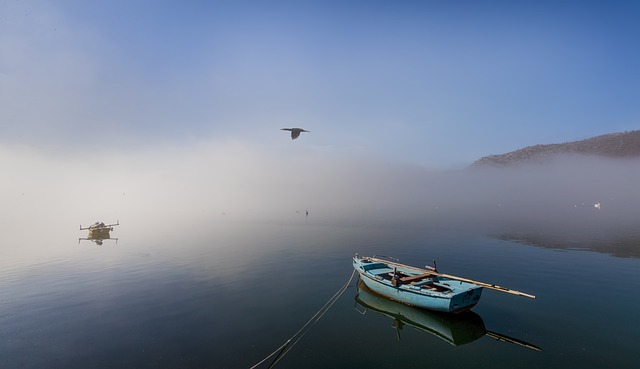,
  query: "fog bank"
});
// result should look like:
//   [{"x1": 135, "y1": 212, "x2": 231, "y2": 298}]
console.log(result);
[{"x1": 2, "y1": 143, "x2": 639, "y2": 250}]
